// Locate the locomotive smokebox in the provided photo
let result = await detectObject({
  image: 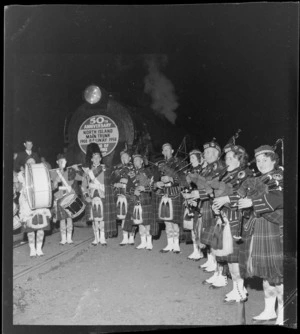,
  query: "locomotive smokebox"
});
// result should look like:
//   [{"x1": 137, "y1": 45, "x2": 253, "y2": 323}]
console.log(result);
[
  {"x1": 64, "y1": 85, "x2": 187, "y2": 169},
  {"x1": 65, "y1": 85, "x2": 135, "y2": 168}
]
